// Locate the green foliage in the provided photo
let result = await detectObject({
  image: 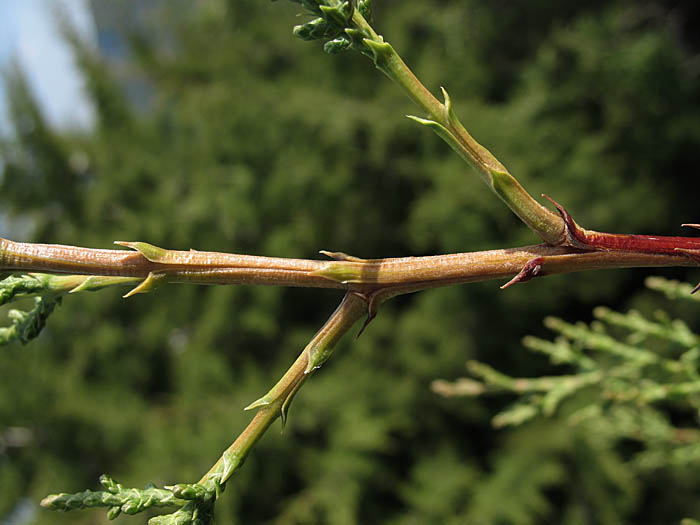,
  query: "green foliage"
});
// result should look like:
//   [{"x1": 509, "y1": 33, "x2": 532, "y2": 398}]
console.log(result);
[
  {"x1": 41, "y1": 475, "x2": 188, "y2": 519},
  {"x1": 0, "y1": 273, "x2": 140, "y2": 346},
  {"x1": 1, "y1": 1, "x2": 700, "y2": 524},
  {"x1": 437, "y1": 277, "x2": 700, "y2": 521},
  {"x1": 282, "y1": 0, "x2": 374, "y2": 56}
]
